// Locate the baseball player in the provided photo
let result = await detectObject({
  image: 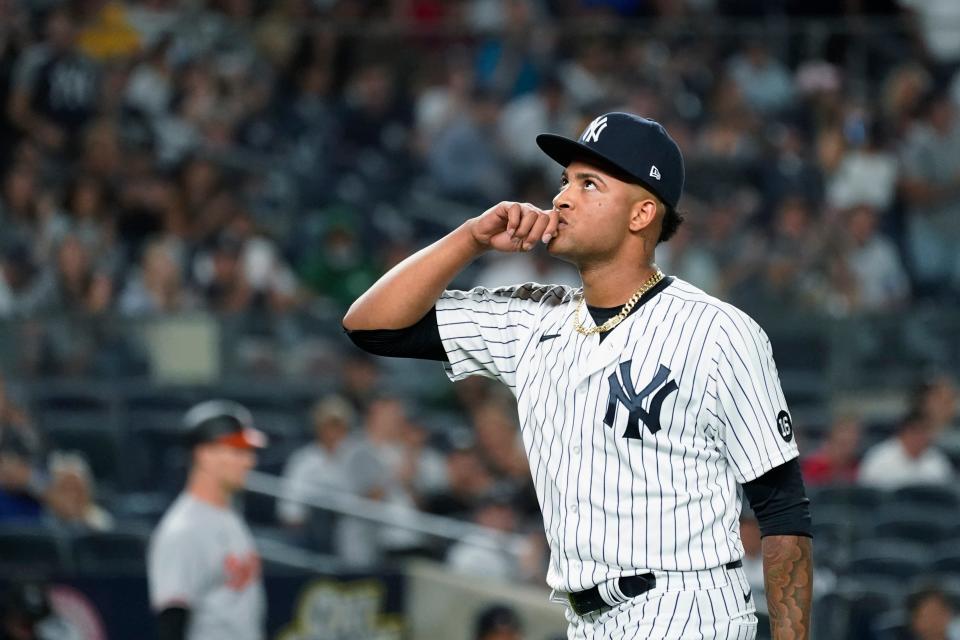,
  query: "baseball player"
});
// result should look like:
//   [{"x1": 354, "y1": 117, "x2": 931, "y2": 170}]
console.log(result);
[
  {"x1": 344, "y1": 112, "x2": 813, "y2": 639},
  {"x1": 147, "y1": 400, "x2": 267, "y2": 640}
]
